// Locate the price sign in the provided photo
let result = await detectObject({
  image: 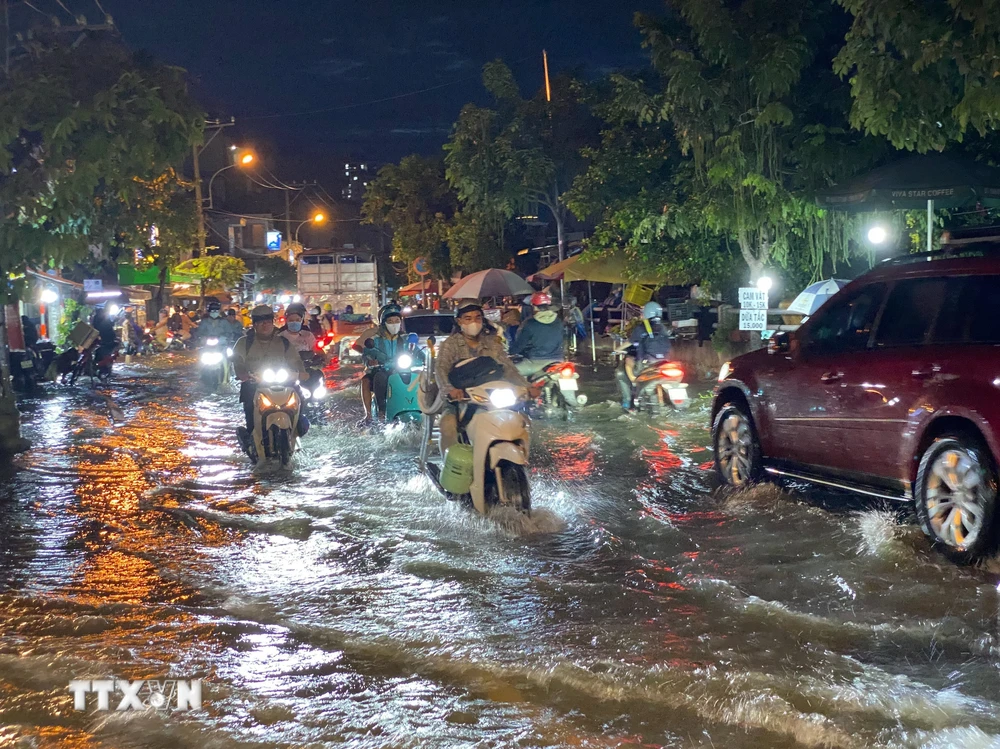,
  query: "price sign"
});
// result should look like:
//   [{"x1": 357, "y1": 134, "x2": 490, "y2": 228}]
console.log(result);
[
  {"x1": 738, "y1": 287, "x2": 768, "y2": 309},
  {"x1": 83, "y1": 279, "x2": 103, "y2": 293},
  {"x1": 739, "y1": 309, "x2": 767, "y2": 331}
]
